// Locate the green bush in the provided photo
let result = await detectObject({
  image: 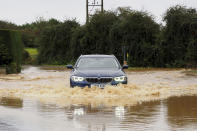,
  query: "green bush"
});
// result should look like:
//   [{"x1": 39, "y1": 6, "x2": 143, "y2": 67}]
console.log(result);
[
  {"x1": 6, "y1": 62, "x2": 17, "y2": 74},
  {"x1": 6, "y1": 6, "x2": 195, "y2": 68},
  {"x1": 0, "y1": 29, "x2": 23, "y2": 73},
  {"x1": 20, "y1": 18, "x2": 62, "y2": 48},
  {"x1": 37, "y1": 20, "x2": 79, "y2": 64},
  {"x1": 110, "y1": 8, "x2": 160, "y2": 67},
  {"x1": 162, "y1": 5, "x2": 197, "y2": 67},
  {"x1": 71, "y1": 11, "x2": 118, "y2": 61},
  {"x1": 0, "y1": 36, "x2": 11, "y2": 65}
]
